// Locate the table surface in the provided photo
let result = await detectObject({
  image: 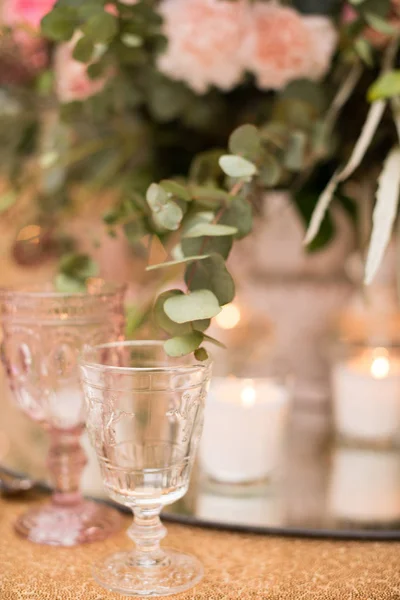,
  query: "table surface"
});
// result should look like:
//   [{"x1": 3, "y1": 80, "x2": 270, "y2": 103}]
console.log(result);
[{"x1": 1, "y1": 496, "x2": 400, "y2": 600}]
